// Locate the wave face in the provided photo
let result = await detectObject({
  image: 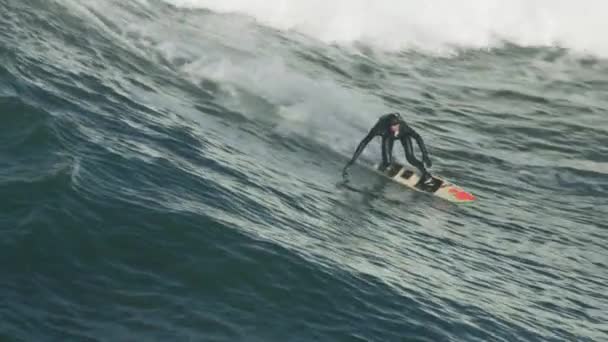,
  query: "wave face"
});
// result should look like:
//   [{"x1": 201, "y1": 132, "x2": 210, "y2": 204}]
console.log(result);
[{"x1": 1, "y1": 1, "x2": 607, "y2": 341}]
